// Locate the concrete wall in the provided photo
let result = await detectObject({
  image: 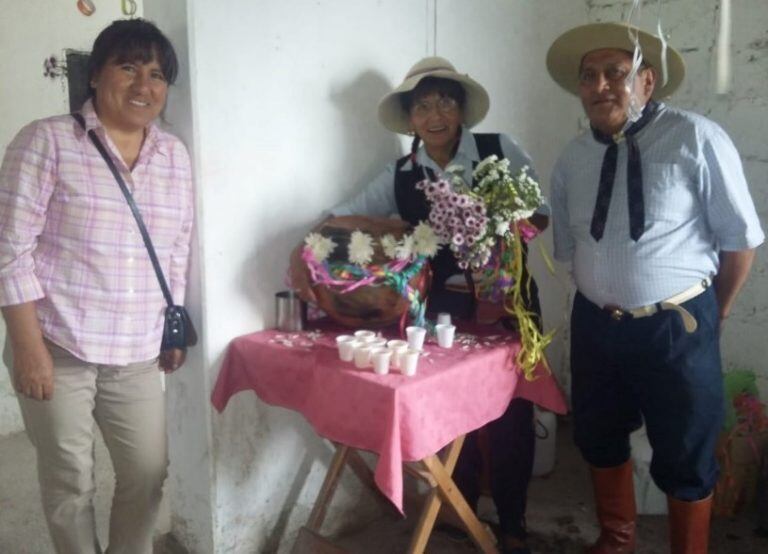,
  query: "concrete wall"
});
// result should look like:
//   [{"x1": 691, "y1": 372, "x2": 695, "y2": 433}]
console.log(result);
[
  {"x1": 0, "y1": 1, "x2": 143, "y2": 436},
  {"x1": 583, "y1": 0, "x2": 768, "y2": 395}
]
